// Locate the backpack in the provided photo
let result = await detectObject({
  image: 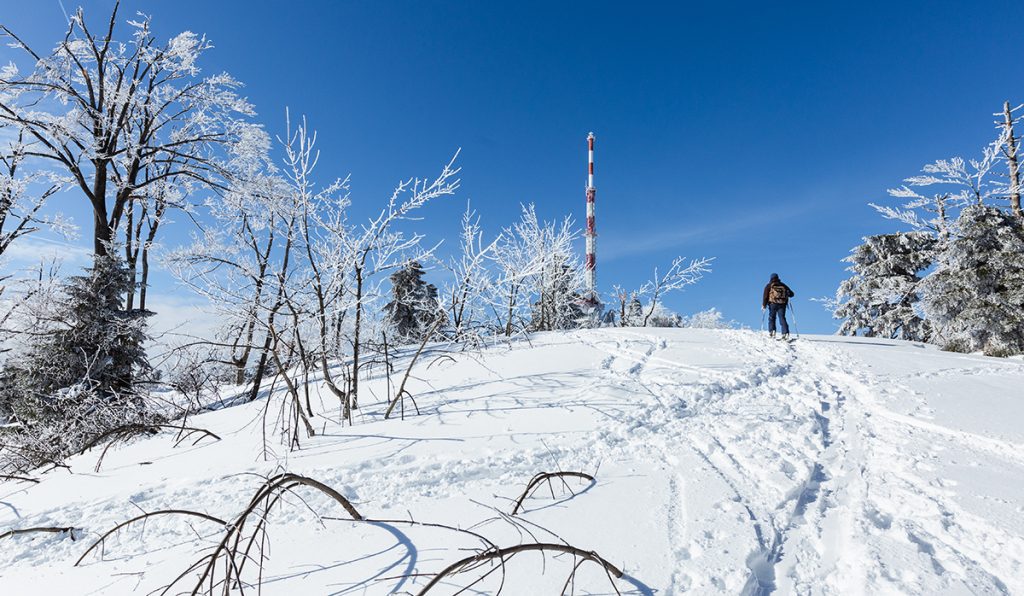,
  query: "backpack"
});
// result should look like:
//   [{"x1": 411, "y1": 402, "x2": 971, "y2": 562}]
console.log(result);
[{"x1": 768, "y1": 283, "x2": 788, "y2": 304}]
